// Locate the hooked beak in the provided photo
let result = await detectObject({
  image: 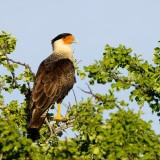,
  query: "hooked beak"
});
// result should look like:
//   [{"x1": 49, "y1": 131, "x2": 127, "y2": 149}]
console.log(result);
[{"x1": 72, "y1": 37, "x2": 78, "y2": 44}]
